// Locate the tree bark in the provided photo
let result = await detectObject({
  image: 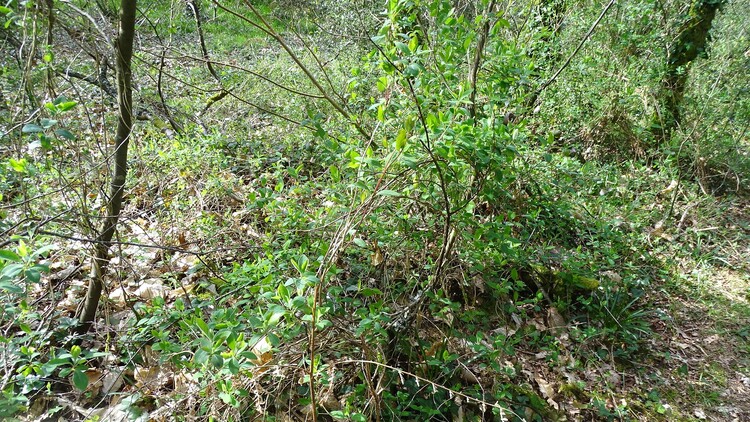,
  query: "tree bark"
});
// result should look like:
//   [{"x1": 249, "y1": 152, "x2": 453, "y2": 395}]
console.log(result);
[
  {"x1": 76, "y1": 0, "x2": 137, "y2": 335},
  {"x1": 657, "y1": 0, "x2": 725, "y2": 142}
]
